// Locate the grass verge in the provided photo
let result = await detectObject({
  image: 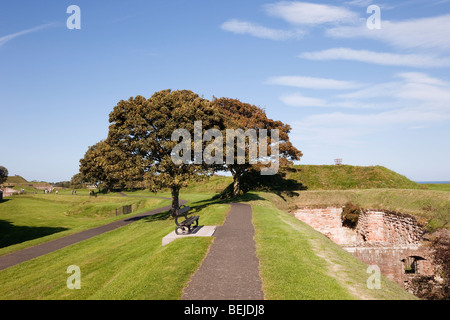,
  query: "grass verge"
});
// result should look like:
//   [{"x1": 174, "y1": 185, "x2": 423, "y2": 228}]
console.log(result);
[
  {"x1": 0, "y1": 194, "x2": 170, "y2": 256},
  {"x1": 0, "y1": 196, "x2": 229, "y2": 299},
  {"x1": 251, "y1": 193, "x2": 418, "y2": 300}
]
